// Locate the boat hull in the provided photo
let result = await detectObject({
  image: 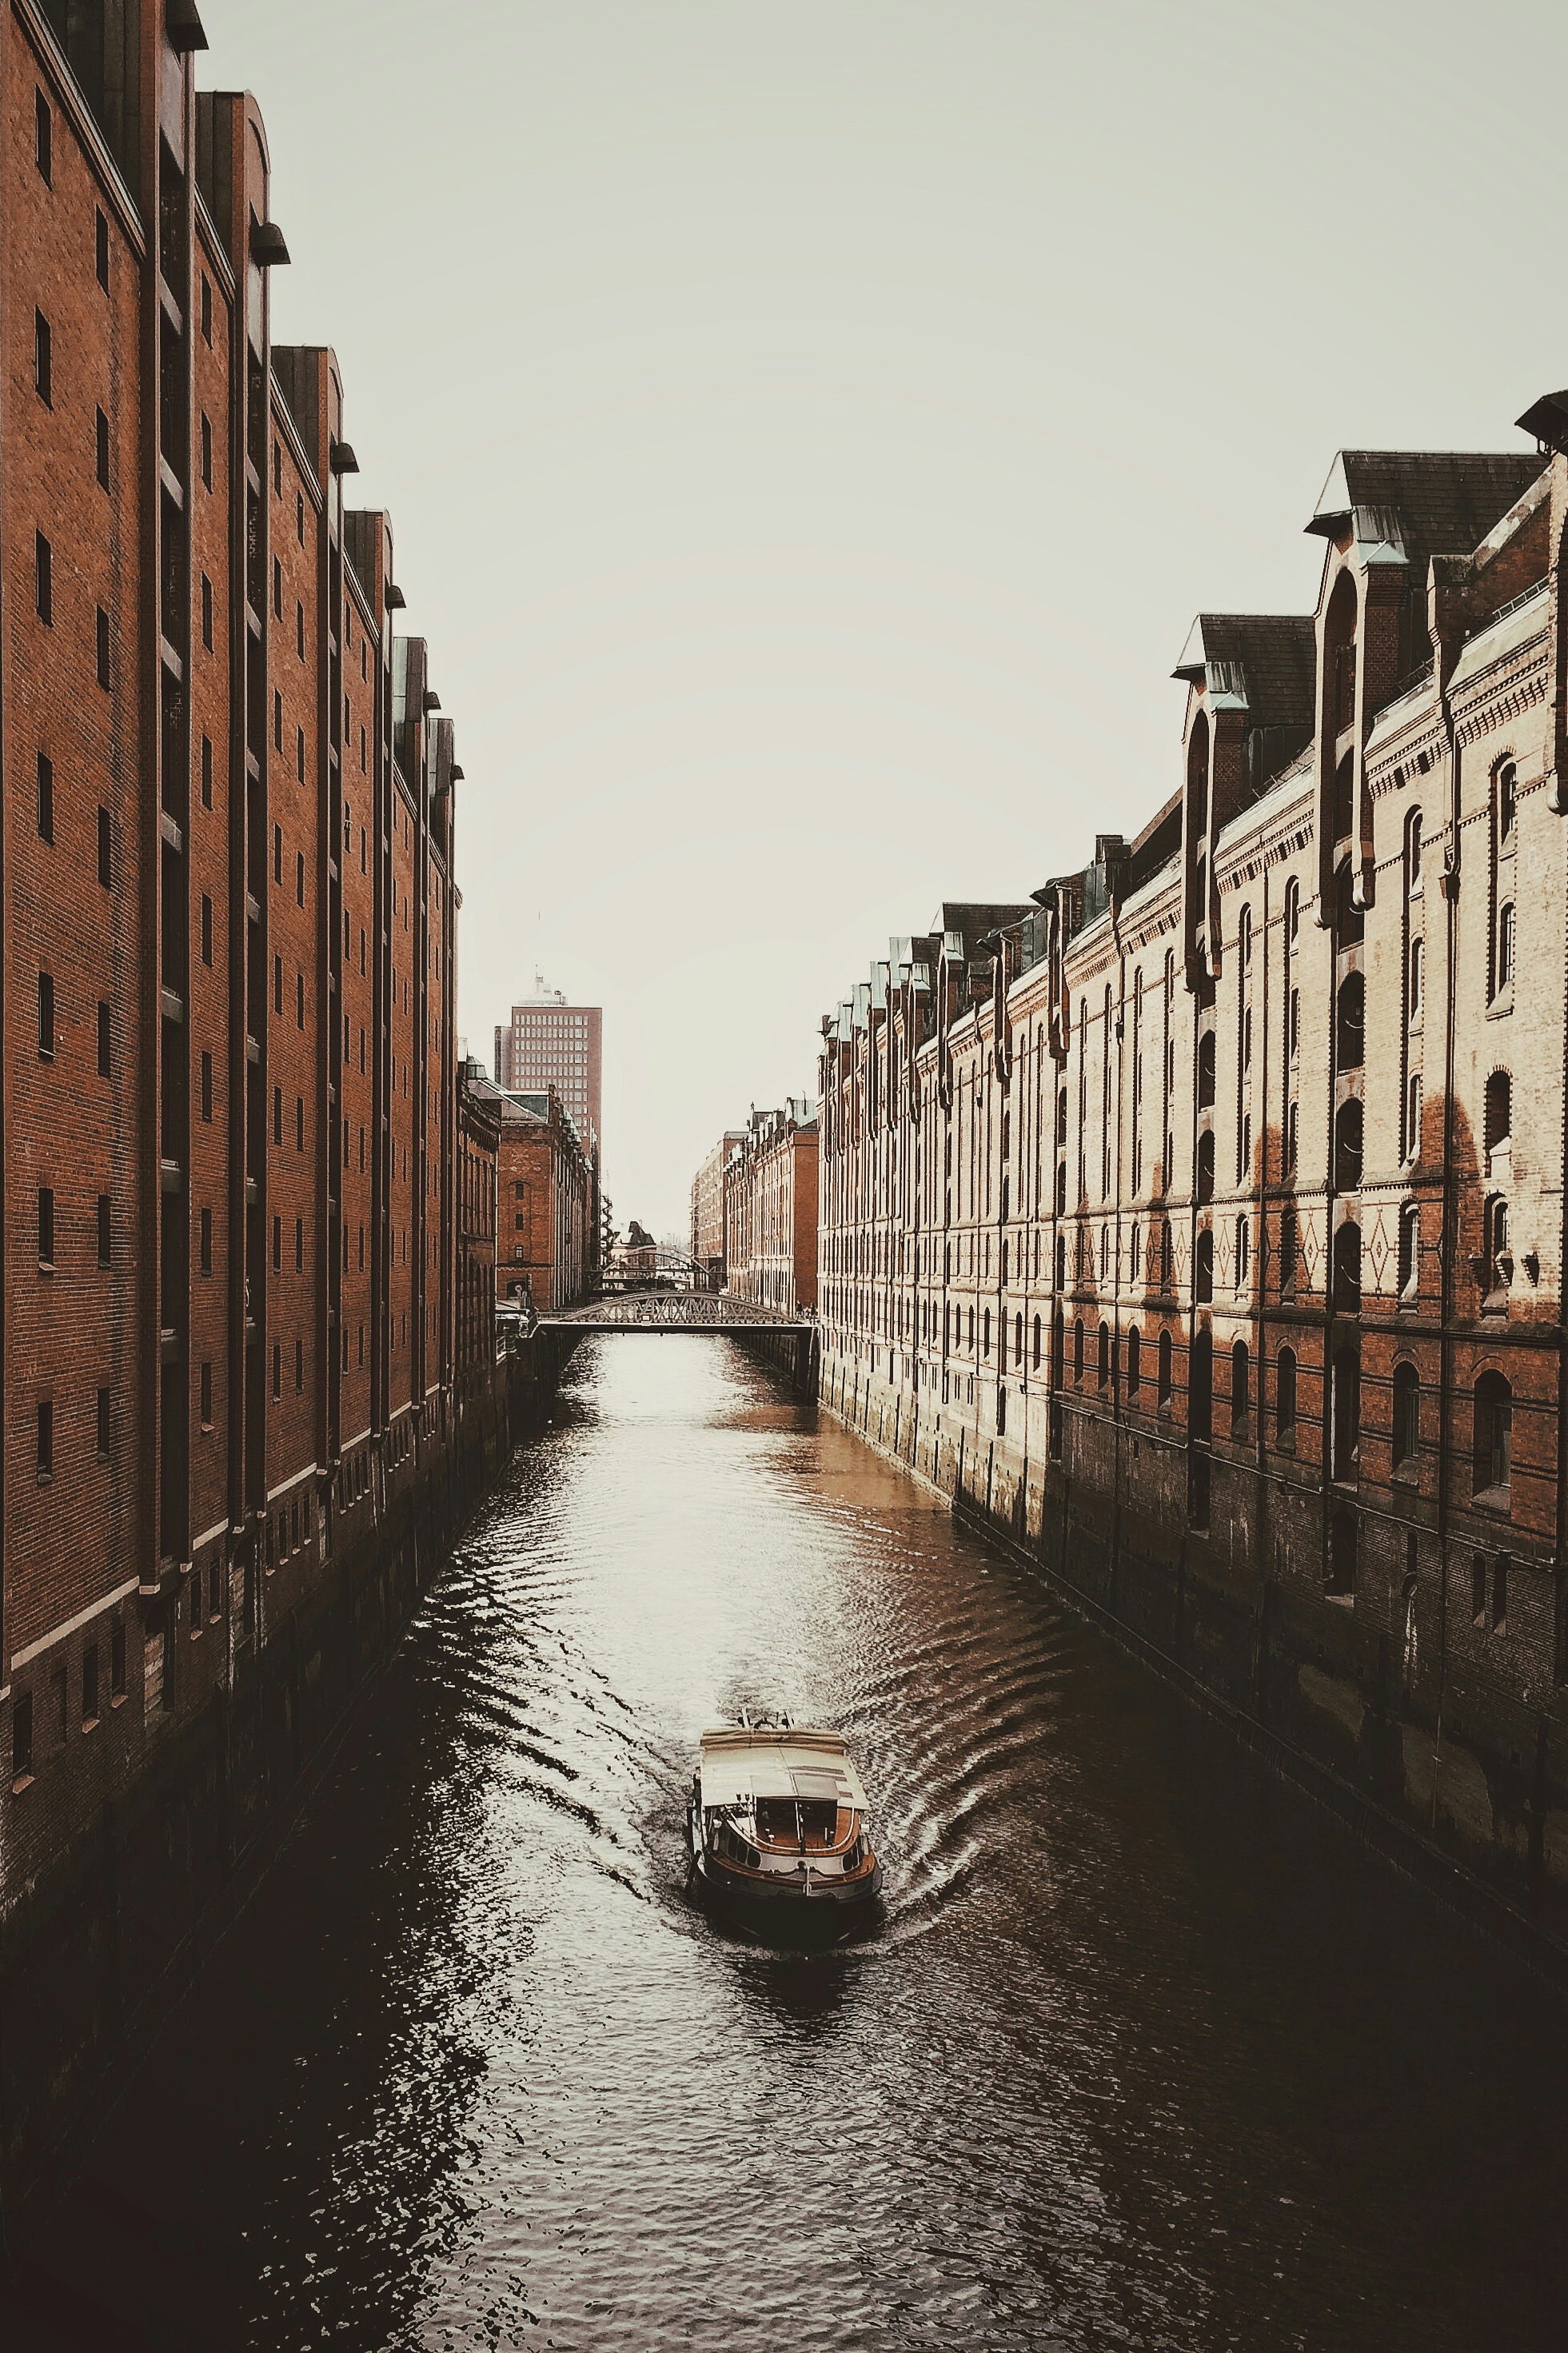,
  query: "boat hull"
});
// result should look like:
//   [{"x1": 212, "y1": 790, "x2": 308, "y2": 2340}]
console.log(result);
[{"x1": 688, "y1": 1806, "x2": 882, "y2": 1936}]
